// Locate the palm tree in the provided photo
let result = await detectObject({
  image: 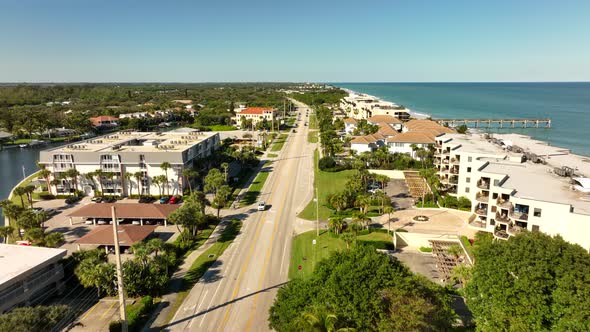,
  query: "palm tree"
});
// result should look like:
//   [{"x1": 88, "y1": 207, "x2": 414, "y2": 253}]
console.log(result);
[
  {"x1": 105, "y1": 172, "x2": 116, "y2": 197},
  {"x1": 24, "y1": 228, "x2": 45, "y2": 245},
  {"x1": 353, "y1": 212, "x2": 370, "y2": 230},
  {"x1": 123, "y1": 172, "x2": 133, "y2": 197},
  {"x1": 13, "y1": 186, "x2": 27, "y2": 207},
  {"x1": 383, "y1": 206, "x2": 395, "y2": 234},
  {"x1": 182, "y1": 168, "x2": 196, "y2": 193},
  {"x1": 50, "y1": 178, "x2": 61, "y2": 195},
  {"x1": 328, "y1": 216, "x2": 345, "y2": 234},
  {"x1": 354, "y1": 194, "x2": 371, "y2": 214},
  {"x1": 133, "y1": 171, "x2": 144, "y2": 197},
  {"x1": 221, "y1": 162, "x2": 229, "y2": 183},
  {"x1": 451, "y1": 264, "x2": 472, "y2": 287},
  {"x1": 39, "y1": 168, "x2": 52, "y2": 192},
  {"x1": 0, "y1": 226, "x2": 14, "y2": 243},
  {"x1": 94, "y1": 169, "x2": 105, "y2": 196},
  {"x1": 67, "y1": 168, "x2": 81, "y2": 193},
  {"x1": 328, "y1": 192, "x2": 348, "y2": 213},
  {"x1": 341, "y1": 232, "x2": 356, "y2": 249},
  {"x1": 152, "y1": 175, "x2": 166, "y2": 197},
  {"x1": 447, "y1": 245, "x2": 463, "y2": 263},
  {"x1": 24, "y1": 185, "x2": 36, "y2": 207},
  {"x1": 44, "y1": 232, "x2": 65, "y2": 248},
  {"x1": 374, "y1": 190, "x2": 389, "y2": 214},
  {"x1": 160, "y1": 162, "x2": 171, "y2": 195}
]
